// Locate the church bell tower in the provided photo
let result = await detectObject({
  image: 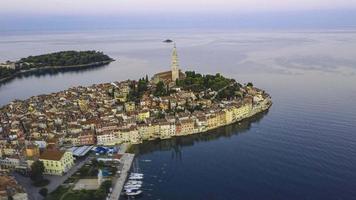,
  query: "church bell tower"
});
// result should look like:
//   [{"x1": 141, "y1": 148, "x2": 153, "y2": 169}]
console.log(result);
[{"x1": 171, "y1": 43, "x2": 179, "y2": 82}]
